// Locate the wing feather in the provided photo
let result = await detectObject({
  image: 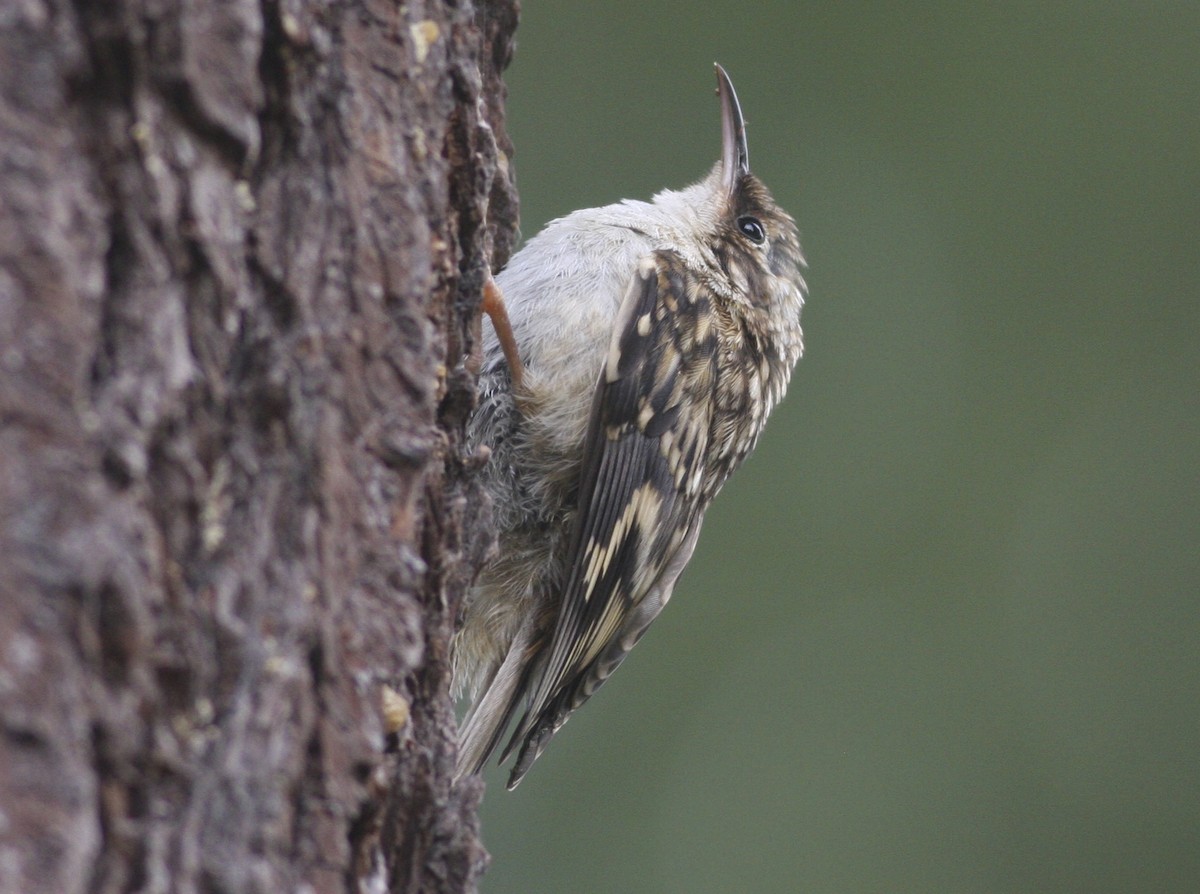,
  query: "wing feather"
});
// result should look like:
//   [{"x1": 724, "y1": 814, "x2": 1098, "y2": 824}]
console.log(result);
[{"x1": 501, "y1": 251, "x2": 722, "y2": 786}]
